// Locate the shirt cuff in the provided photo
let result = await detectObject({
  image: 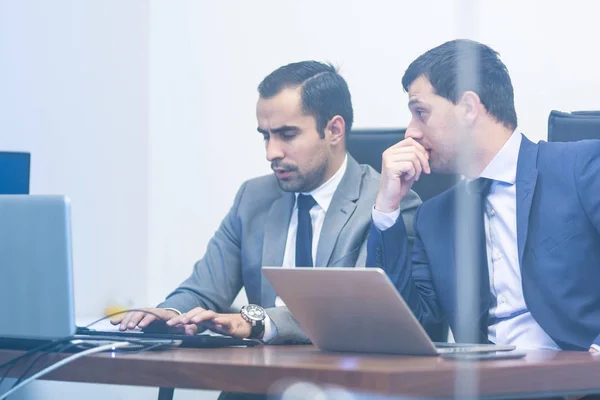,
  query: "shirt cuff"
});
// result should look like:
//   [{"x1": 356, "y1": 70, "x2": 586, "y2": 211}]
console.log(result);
[
  {"x1": 162, "y1": 307, "x2": 182, "y2": 315},
  {"x1": 261, "y1": 315, "x2": 278, "y2": 342},
  {"x1": 372, "y1": 205, "x2": 401, "y2": 231},
  {"x1": 591, "y1": 344, "x2": 600, "y2": 353}
]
